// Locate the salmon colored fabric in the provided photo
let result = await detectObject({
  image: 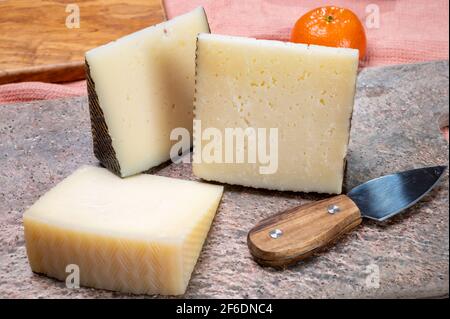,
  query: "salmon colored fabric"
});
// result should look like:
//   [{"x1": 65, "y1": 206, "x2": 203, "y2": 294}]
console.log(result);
[
  {"x1": 163, "y1": 0, "x2": 449, "y2": 67},
  {"x1": 0, "y1": 80, "x2": 86, "y2": 104},
  {"x1": 0, "y1": 0, "x2": 448, "y2": 105}
]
